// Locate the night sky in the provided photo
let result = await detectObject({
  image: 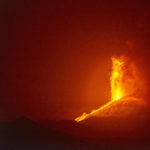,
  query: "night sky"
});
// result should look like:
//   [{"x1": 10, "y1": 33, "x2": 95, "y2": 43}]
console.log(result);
[{"x1": 1, "y1": 0, "x2": 150, "y2": 121}]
